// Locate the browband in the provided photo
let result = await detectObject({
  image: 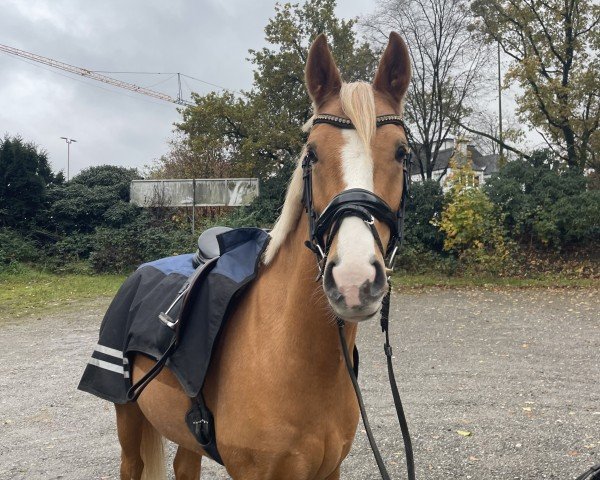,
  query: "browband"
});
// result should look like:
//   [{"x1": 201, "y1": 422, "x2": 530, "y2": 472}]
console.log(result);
[{"x1": 312, "y1": 114, "x2": 406, "y2": 129}]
